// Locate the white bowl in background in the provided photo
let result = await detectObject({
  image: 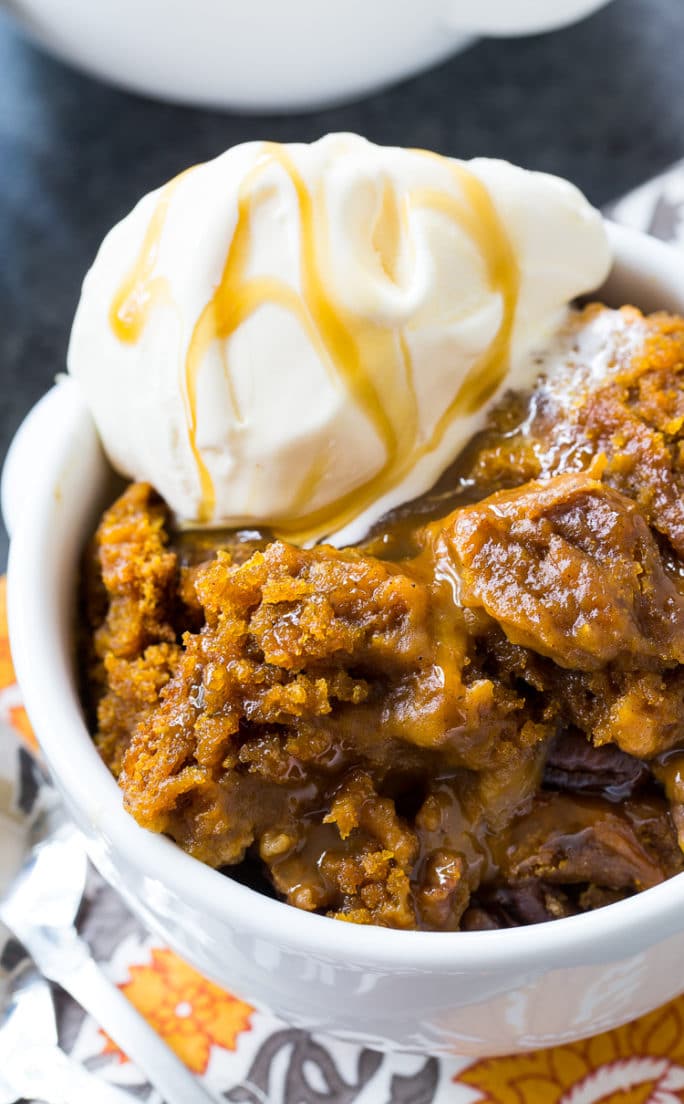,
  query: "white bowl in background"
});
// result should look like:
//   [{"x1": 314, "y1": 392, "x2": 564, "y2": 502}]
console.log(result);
[
  {"x1": 5, "y1": 222, "x2": 684, "y2": 1056},
  {"x1": 5, "y1": 0, "x2": 614, "y2": 112}
]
